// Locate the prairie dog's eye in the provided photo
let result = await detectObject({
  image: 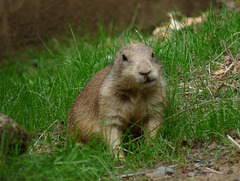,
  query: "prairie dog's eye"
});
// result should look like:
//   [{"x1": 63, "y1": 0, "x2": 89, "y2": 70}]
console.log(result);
[{"x1": 122, "y1": 54, "x2": 128, "y2": 61}]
